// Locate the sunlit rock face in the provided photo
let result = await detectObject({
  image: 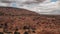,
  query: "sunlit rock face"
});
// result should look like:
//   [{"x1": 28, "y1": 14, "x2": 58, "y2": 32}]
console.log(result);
[{"x1": 0, "y1": 7, "x2": 60, "y2": 34}]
